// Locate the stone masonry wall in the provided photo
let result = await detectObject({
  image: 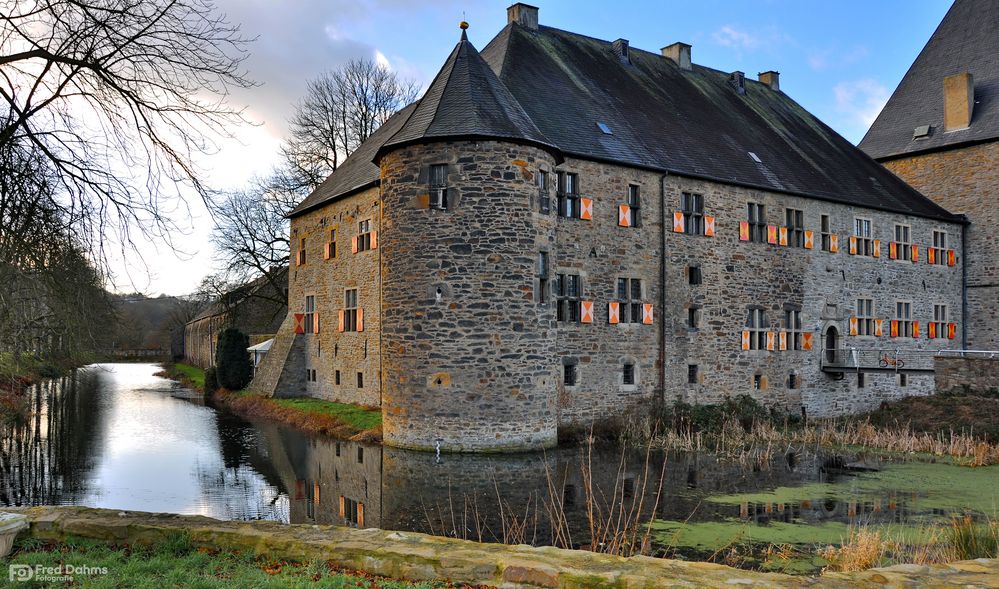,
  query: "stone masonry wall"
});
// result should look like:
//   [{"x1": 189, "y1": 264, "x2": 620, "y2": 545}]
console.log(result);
[
  {"x1": 935, "y1": 355, "x2": 999, "y2": 394},
  {"x1": 379, "y1": 141, "x2": 559, "y2": 452},
  {"x1": 881, "y1": 141, "x2": 999, "y2": 349}
]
